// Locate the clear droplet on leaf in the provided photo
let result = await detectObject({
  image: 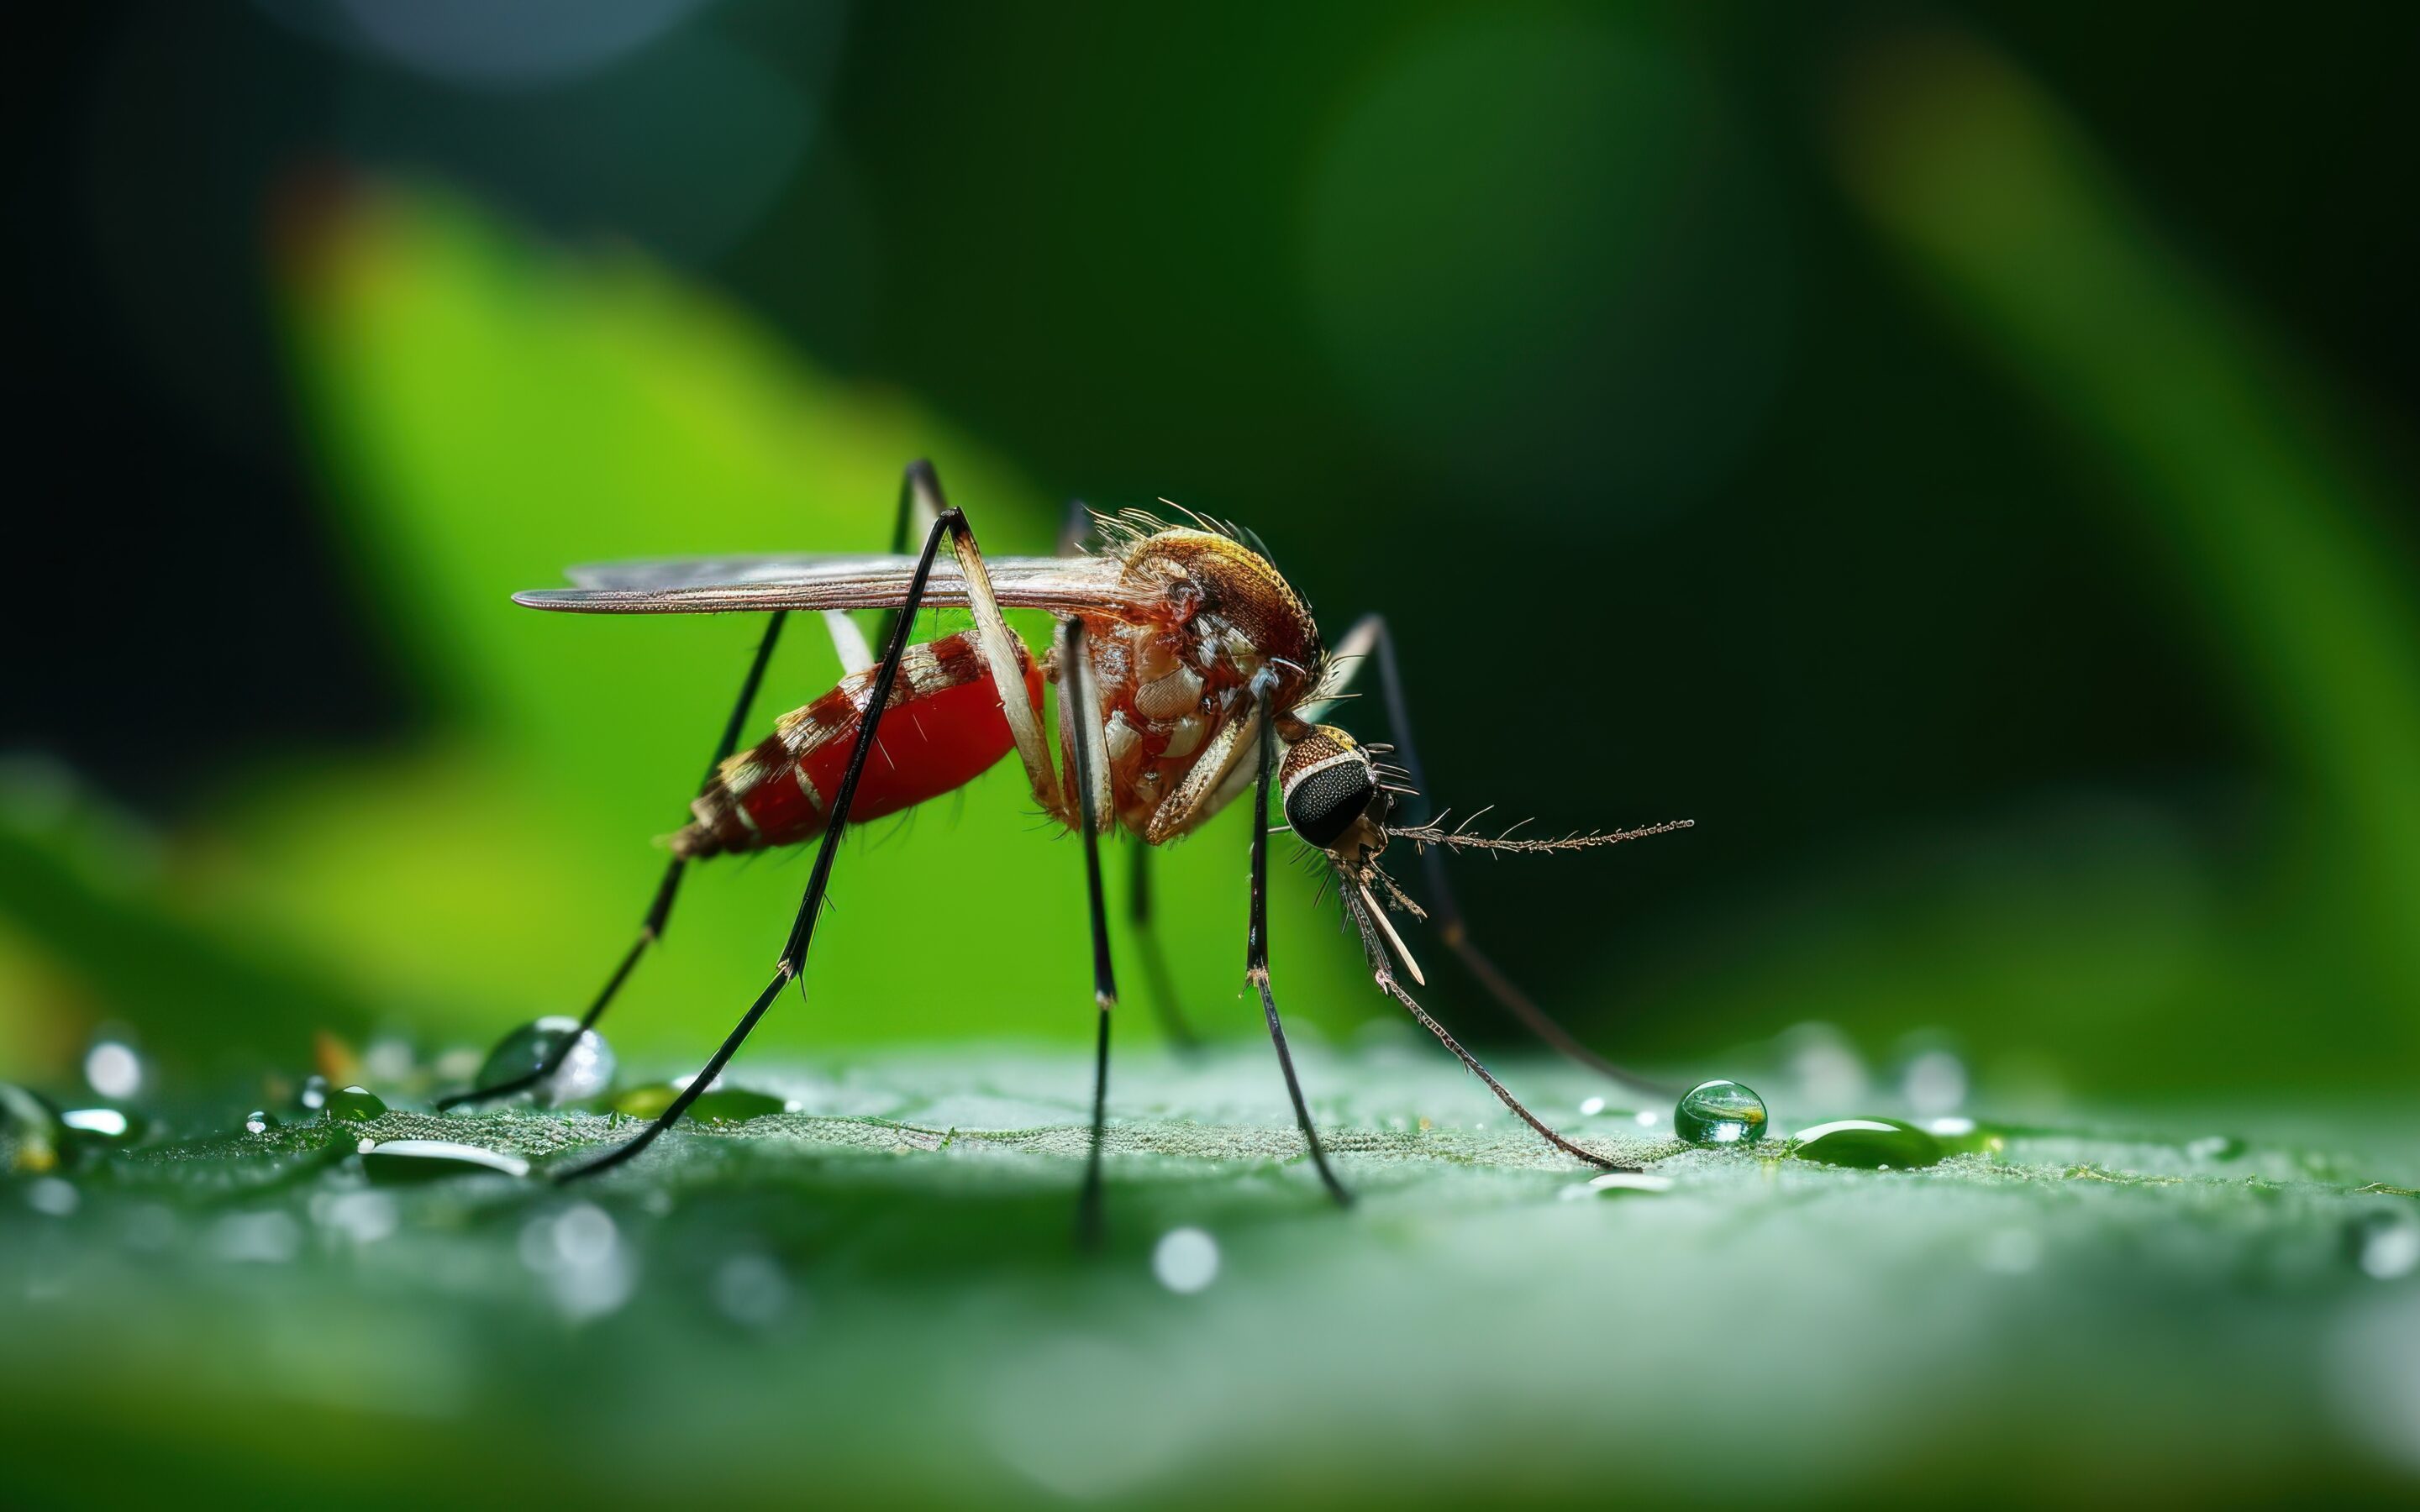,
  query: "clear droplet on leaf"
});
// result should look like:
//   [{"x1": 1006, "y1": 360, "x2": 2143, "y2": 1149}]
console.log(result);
[
  {"x1": 475, "y1": 1016, "x2": 617, "y2": 1107},
  {"x1": 60, "y1": 1107, "x2": 142, "y2": 1144},
  {"x1": 1674, "y1": 1079, "x2": 1767, "y2": 1146},
  {"x1": 244, "y1": 1109, "x2": 280, "y2": 1135},
  {"x1": 324, "y1": 1086, "x2": 387, "y2": 1122},
  {"x1": 1790, "y1": 1117, "x2": 1944, "y2": 1170}
]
